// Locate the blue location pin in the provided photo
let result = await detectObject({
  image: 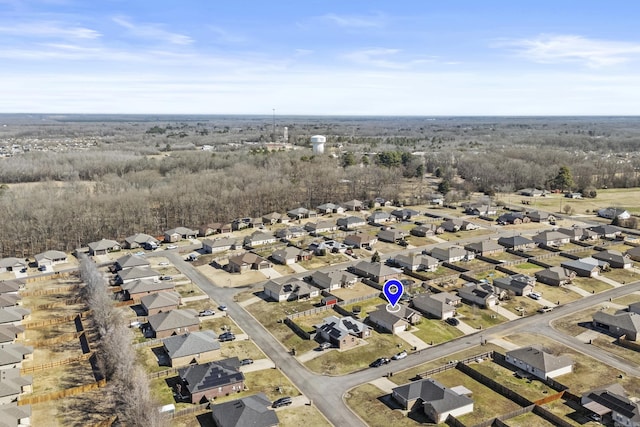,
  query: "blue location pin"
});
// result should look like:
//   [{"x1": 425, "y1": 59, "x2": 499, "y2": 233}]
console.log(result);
[{"x1": 383, "y1": 279, "x2": 404, "y2": 312}]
